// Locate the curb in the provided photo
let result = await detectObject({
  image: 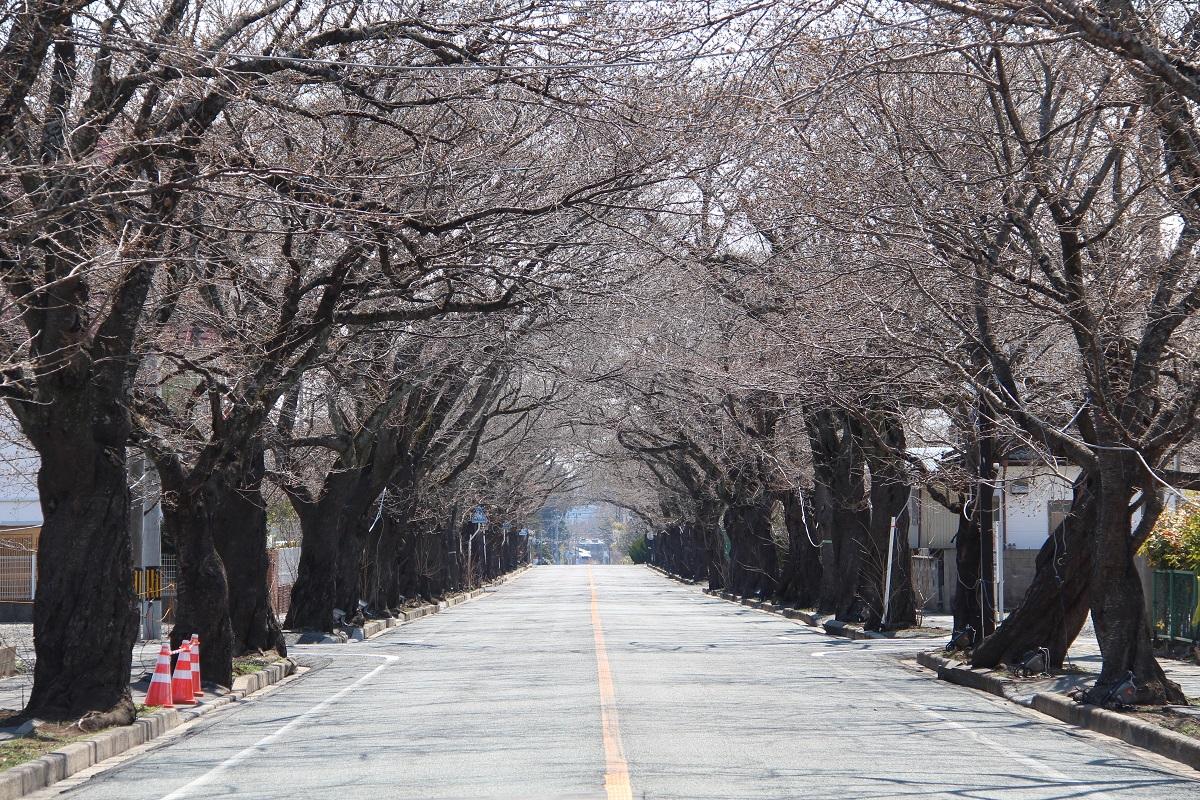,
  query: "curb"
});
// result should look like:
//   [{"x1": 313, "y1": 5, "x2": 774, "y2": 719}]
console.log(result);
[
  {"x1": 1030, "y1": 693, "x2": 1200, "y2": 770},
  {"x1": 684, "y1": 577, "x2": 909, "y2": 642},
  {"x1": 645, "y1": 564, "x2": 698, "y2": 585},
  {"x1": 316, "y1": 564, "x2": 533, "y2": 643},
  {"x1": 915, "y1": 651, "x2": 1200, "y2": 771},
  {"x1": 915, "y1": 651, "x2": 1013, "y2": 700},
  {"x1": 0, "y1": 659, "x2": 297, "y2": 800}
]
